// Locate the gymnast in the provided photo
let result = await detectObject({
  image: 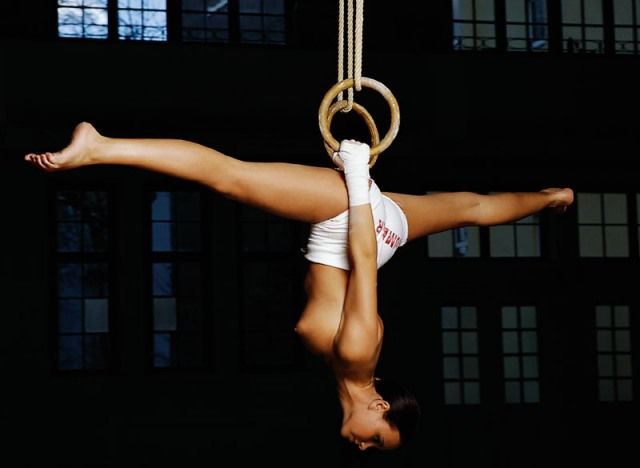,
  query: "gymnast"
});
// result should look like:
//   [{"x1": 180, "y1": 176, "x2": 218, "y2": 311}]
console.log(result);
[{"x1": 25, "y1": 122, "x2": 574, "y2": 451}]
